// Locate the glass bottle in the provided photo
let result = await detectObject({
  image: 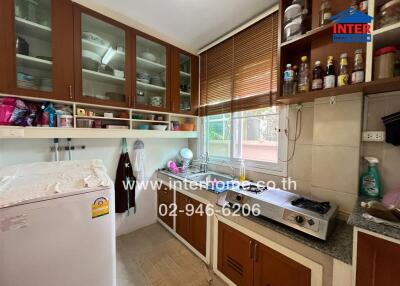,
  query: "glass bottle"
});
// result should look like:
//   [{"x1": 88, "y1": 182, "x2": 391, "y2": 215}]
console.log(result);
[
  {"x1": 352, "y1": 49, "x2": 365, "y2": 84},
  {"x1": 312, "y1": 61, "x2": 323, "y2": 91},
  {"x1": 351, "y1": 0, "x2": 359, "y2": 10},
  {"x1": 338, "y1": 53, "x2": 349, "y2": 87},
  {"x1": 324, "y1": 56, "x2": 336, "y2": 89},
  {"x1": 283, "y1": 64, "x2": 294, "y2": 96},
  {"x1": 320, "y1": 0, "x2": 332, "y2": 26},
  {"x1": 359, "y1": 1, "x2": 368, "y2": 13},
  {"x1": 292, "y1": 65, "x2": 298, "y2": 95},
  {"x1": 298, "y1": 56, "x2": 310, "y2": 93}
]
